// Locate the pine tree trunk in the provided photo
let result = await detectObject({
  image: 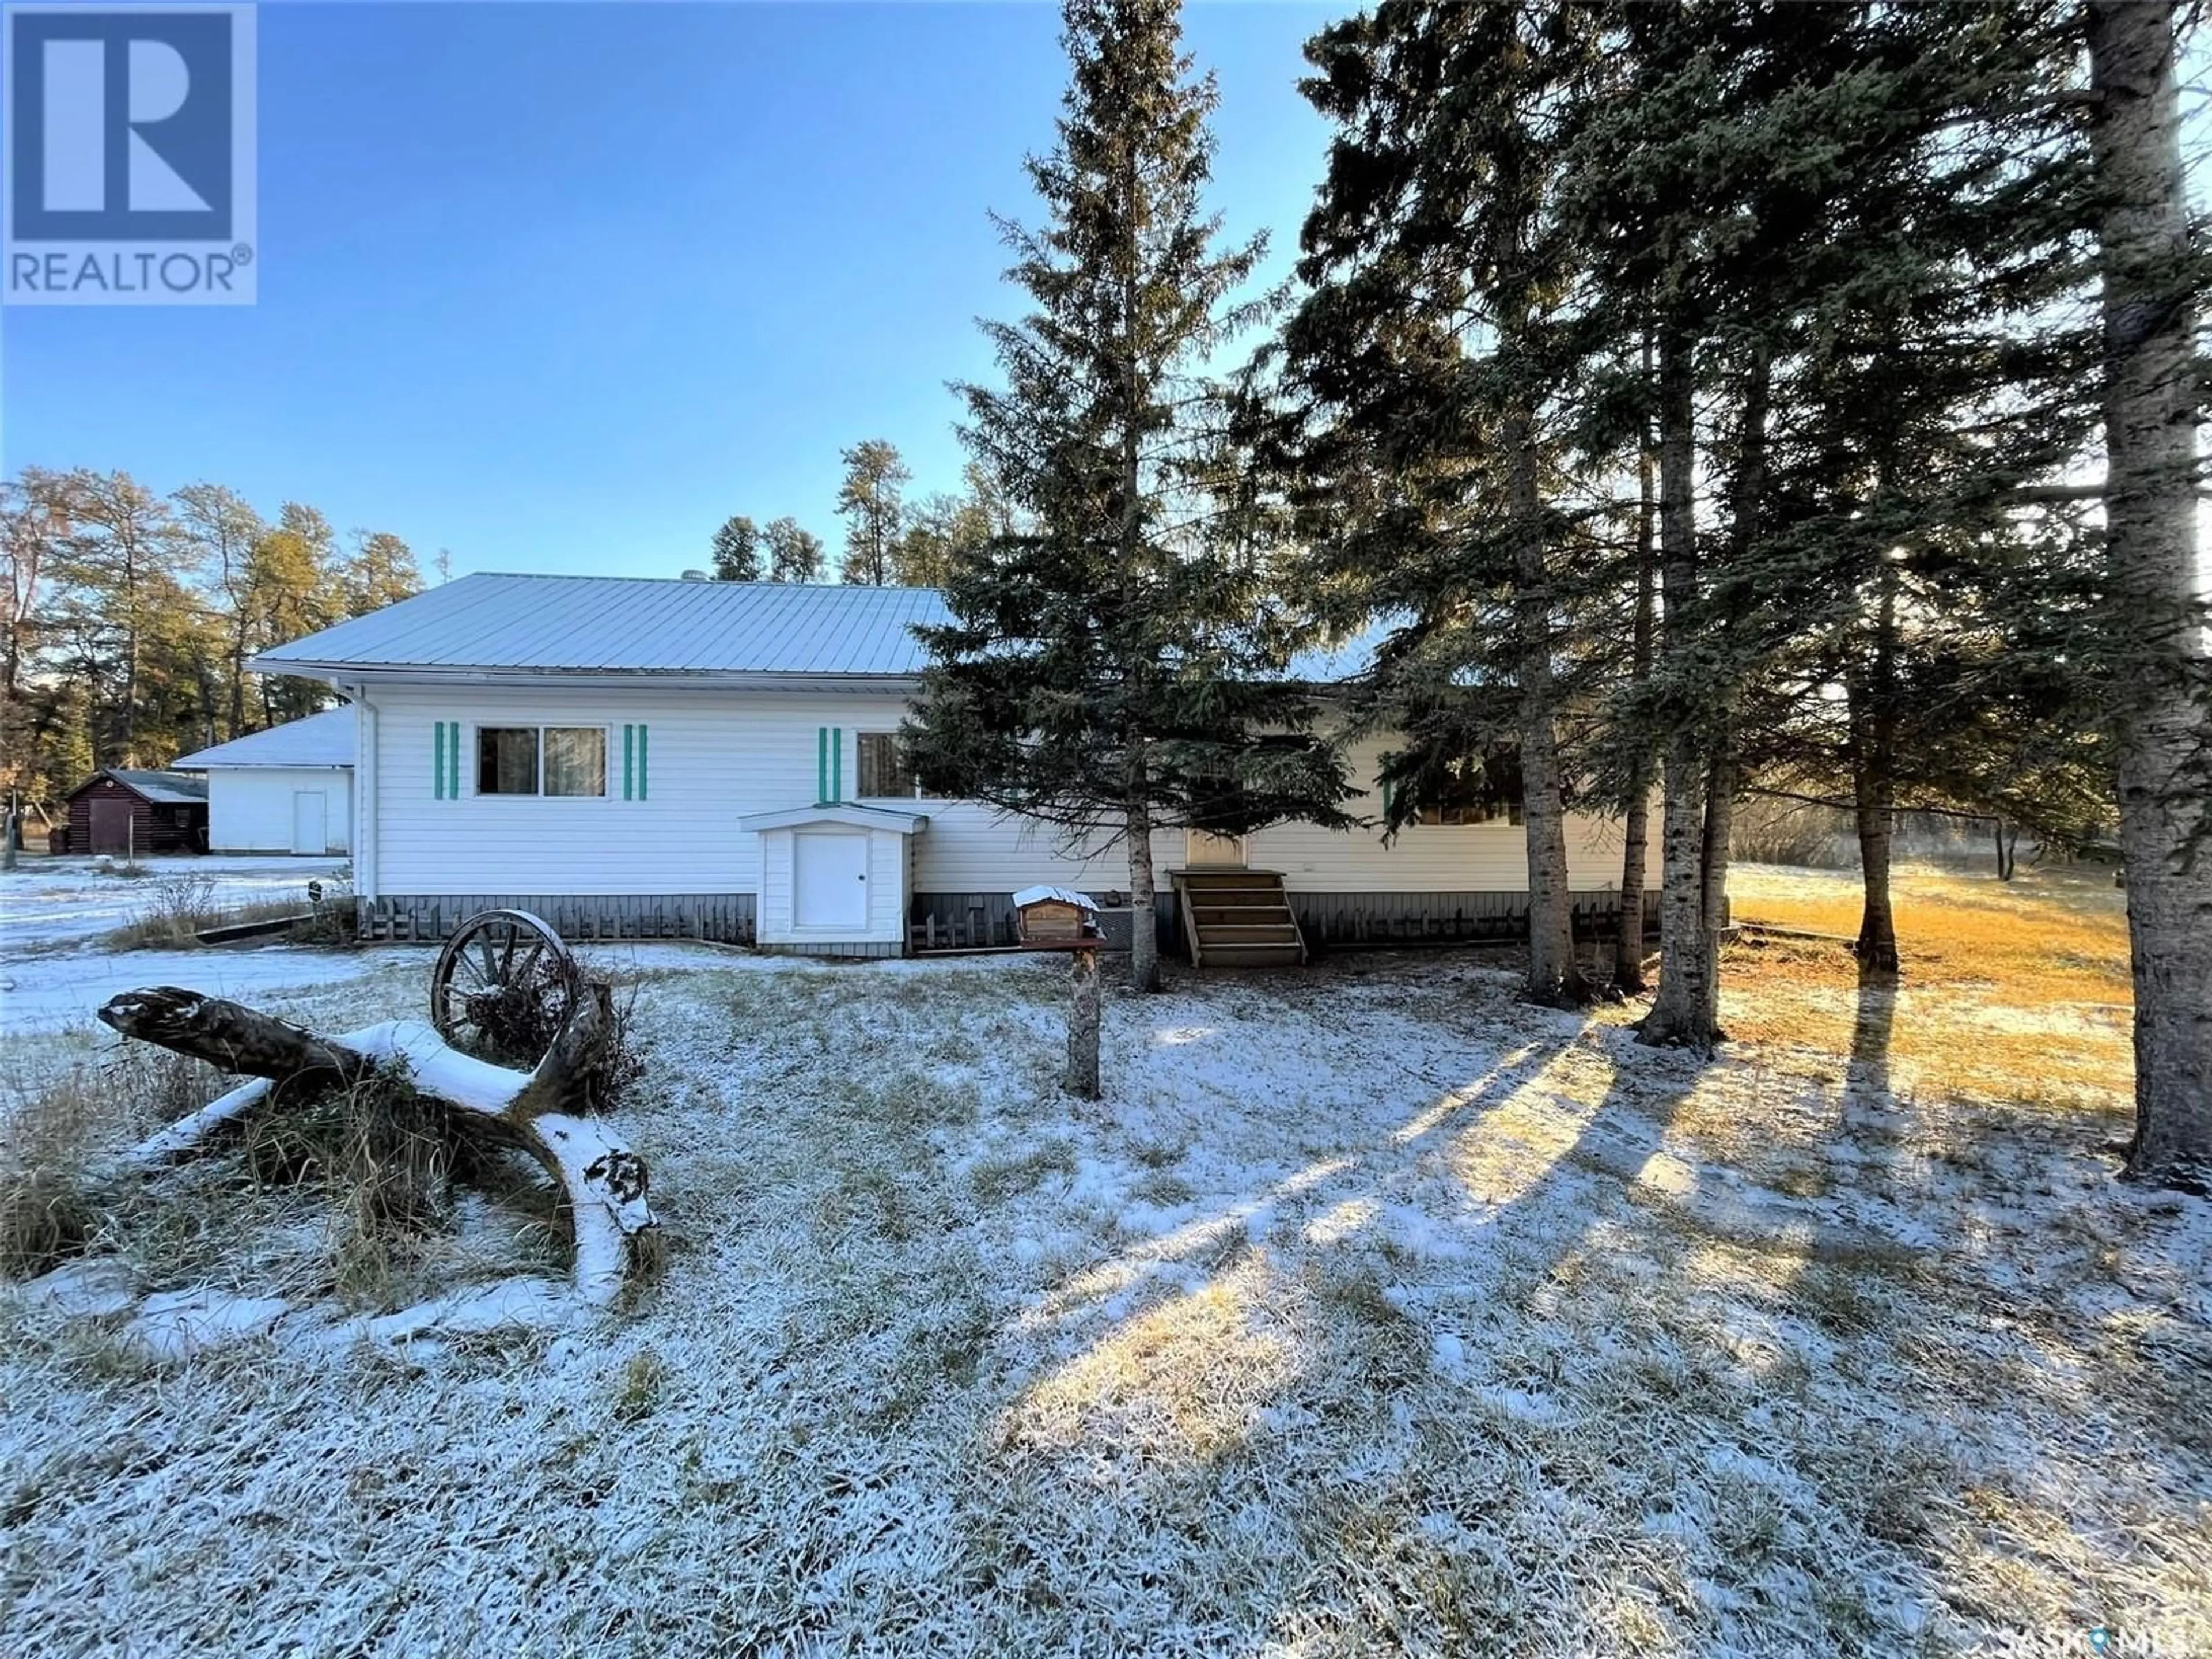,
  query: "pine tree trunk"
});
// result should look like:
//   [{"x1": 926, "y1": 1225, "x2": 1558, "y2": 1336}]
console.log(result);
[
  {"x1": 1640, "y1": 329, "x2": 1724, "y2": 1049},
  {"x1": 1700, "y1": 742, "x2": 1736, "y2": 945},
  {"x1": 1851, "y1": 555, "x2": 1902, "y2": 974},
  {"x1": 1505, "y1": 404, "x2": 1583, "y2": 1006},
  {"x1": 1613, "y1": 387, "x2": 1659, "y2": 994},
  {"x1": 1615, "y1": 785, "x2": 1652, "y2": 991},
  {"x1": 1646, "y1": 742, "x2": 1712, "y2": 1043},
  {"x1": 1853, "y1": 774, "x2": 1899, "y2": 972},
  {"x1": 1650, "y1": 337, "x2": 1768, "y2": 1041},
  {"x1": 1125, "y1": 758, "x2": 1161, "y2": 993},
  {"x1": 2087, "y1": 1, "x2": 2212, "y2": 1187}
]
